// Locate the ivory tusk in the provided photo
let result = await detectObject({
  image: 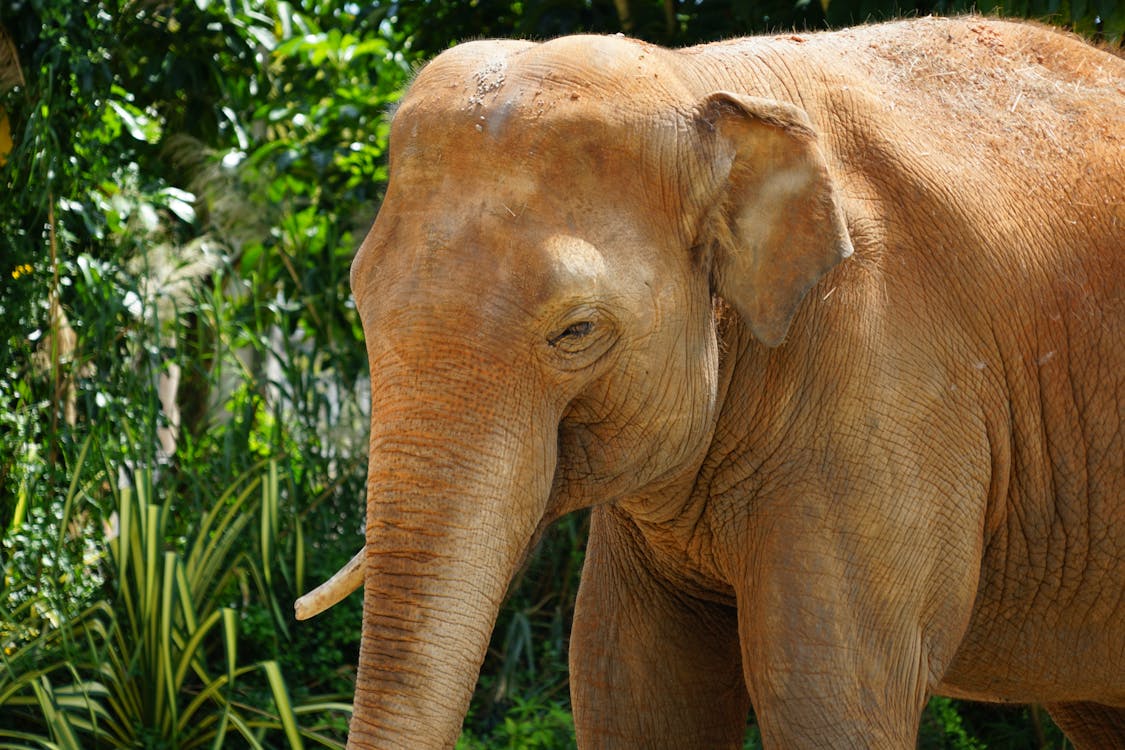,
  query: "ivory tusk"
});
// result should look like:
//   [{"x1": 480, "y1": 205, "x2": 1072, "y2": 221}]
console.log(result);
[{"x1": 294, "y1": 547, "x2": 365, "y2": 620}]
